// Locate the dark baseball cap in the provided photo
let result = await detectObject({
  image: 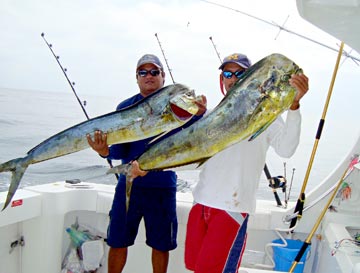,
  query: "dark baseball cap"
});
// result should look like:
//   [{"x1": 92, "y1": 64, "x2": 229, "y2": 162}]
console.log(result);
[{"x1": 219, "y1": 53, "x2": 252, "y2": 70}]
